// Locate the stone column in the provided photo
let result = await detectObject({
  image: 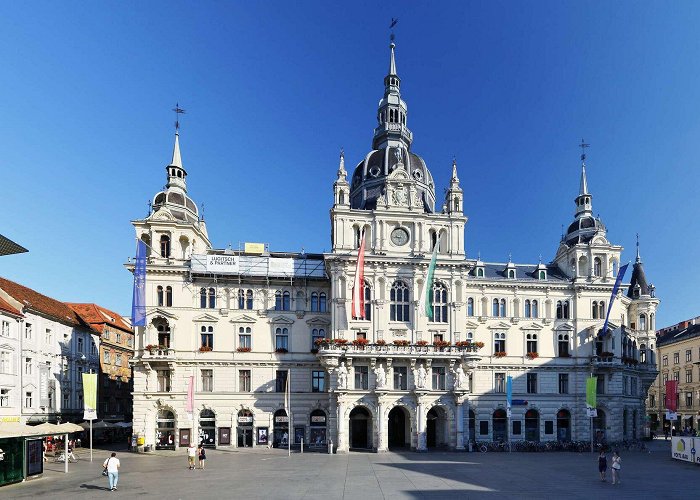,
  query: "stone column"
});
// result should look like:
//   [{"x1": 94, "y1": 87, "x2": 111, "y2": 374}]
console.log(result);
[
  {"x1": 377, "y1": 394, "x2": 388, "y2": 452},
  {"x1": 337, "y1": 397, "x2": 349, "y2": 453},
  {"x1": 455, "y1": 393, "x2": 466, "y2": 450},
  {"x1": 416, "y1": 393, "x2": 428, "y2": 452}
]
